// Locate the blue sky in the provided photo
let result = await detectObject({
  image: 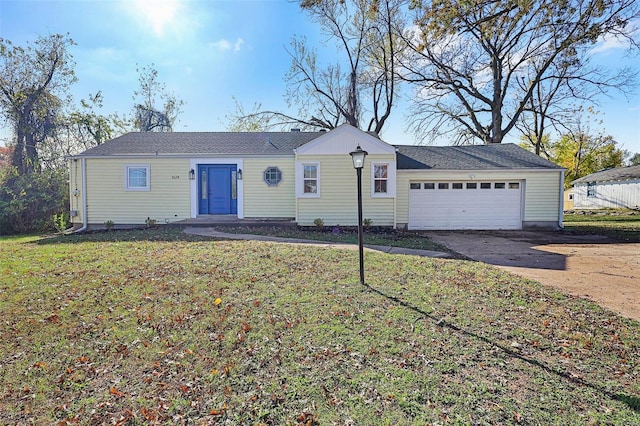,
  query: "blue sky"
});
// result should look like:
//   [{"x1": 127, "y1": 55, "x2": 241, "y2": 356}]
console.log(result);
[{"x1": 0, "y1": 0, "x2": 638, "y2": 154}]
